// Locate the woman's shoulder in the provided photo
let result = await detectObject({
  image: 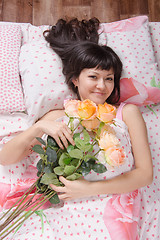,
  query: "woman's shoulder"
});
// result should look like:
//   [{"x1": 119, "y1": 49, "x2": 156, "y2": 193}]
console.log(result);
[{"x1": 122, "y1": 103, "x2": 143, "y2": 126}]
